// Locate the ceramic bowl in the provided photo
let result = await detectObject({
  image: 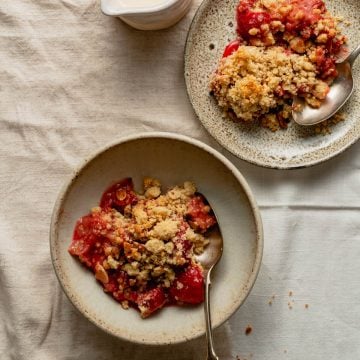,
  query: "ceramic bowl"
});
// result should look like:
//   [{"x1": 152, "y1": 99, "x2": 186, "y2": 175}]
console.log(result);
[
  {"x1": 50, "y1": 132, "x2": 263, "y2": 345},
  {"x1": 101, "y1": 0, "x2": 193, "y2": 31}
]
